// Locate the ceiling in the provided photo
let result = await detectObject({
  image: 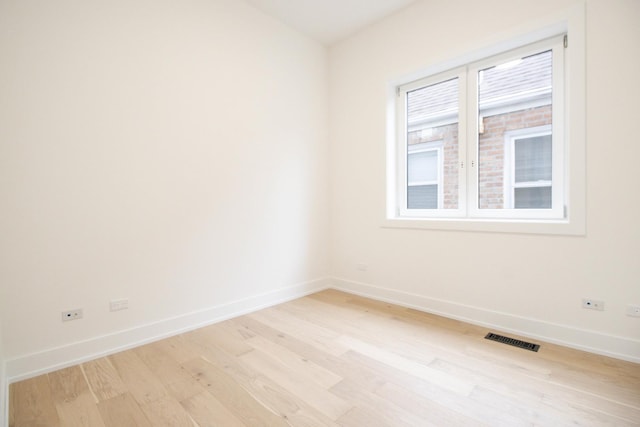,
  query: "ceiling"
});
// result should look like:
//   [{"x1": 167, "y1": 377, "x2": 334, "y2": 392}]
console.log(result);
[{"x1": 245, "y1": 0, "x2": 417, "y2": 45}]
